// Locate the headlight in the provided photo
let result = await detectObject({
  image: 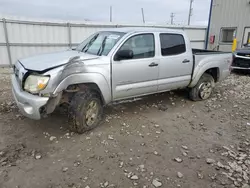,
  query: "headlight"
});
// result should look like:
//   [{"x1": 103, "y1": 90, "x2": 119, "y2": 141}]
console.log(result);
[{"x1": 24, "y1": 75, "x2": 50, "y2": 93}]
